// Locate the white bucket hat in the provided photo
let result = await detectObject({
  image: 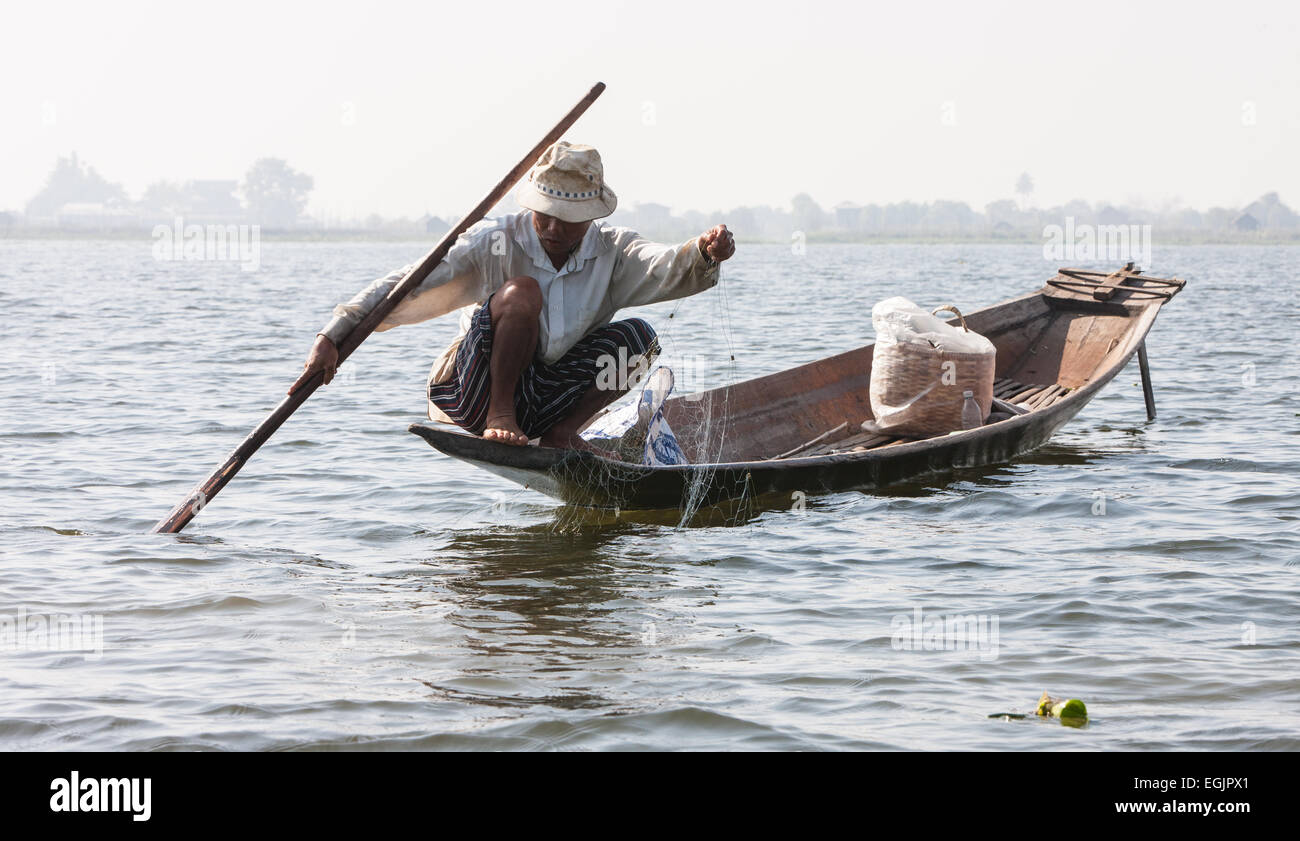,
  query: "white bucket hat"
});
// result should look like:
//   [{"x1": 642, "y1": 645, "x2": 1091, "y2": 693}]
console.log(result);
[{"x1": 517, "y1": 141, "x2": 617, "y2": 223}]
